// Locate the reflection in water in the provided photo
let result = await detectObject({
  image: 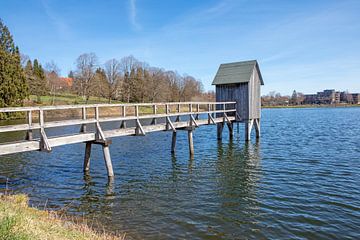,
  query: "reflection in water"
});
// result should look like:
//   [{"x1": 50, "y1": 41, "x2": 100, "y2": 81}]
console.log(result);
[{"x1": 214, "y1": 139, "x2": 263, "y2": 238}]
